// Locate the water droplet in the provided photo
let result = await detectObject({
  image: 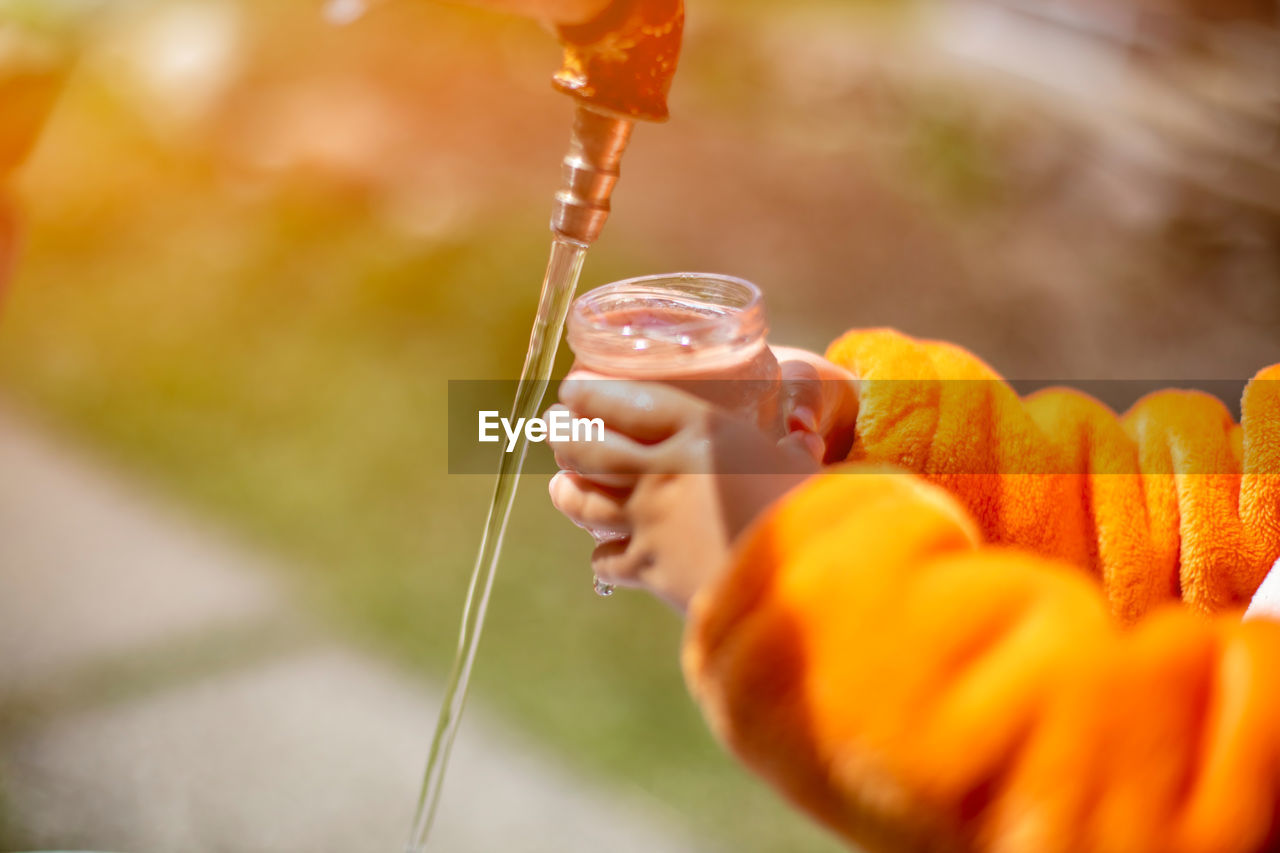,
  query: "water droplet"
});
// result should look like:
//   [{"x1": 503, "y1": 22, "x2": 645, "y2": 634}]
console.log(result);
[
  {"x1": 593, "y1": 576, "x2": 615, "y2": 597},
  {"x1": 325, "y1": 0, "x2": 368, "y2": 26}
]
